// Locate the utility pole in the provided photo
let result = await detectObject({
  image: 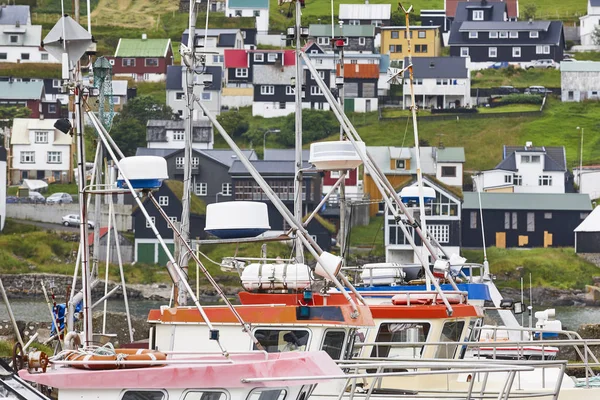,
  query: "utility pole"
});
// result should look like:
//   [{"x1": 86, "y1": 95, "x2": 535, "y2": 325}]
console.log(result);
[{"x1": 294, "y1": 0, "x2": 304, "y2": 263}]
